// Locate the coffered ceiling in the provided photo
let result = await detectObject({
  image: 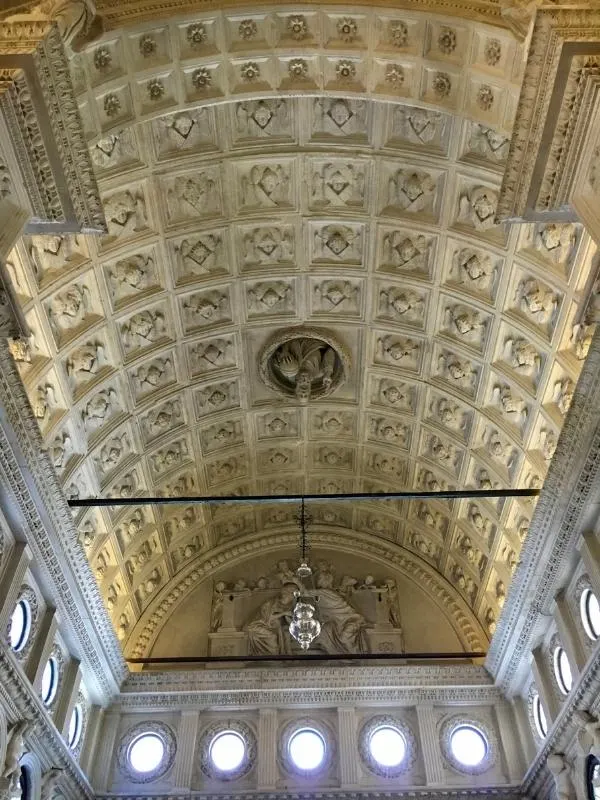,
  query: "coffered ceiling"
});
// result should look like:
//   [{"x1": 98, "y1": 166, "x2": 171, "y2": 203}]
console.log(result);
[{"x1": 4, "y1": 7, "x2": 599, "y2": 658}]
